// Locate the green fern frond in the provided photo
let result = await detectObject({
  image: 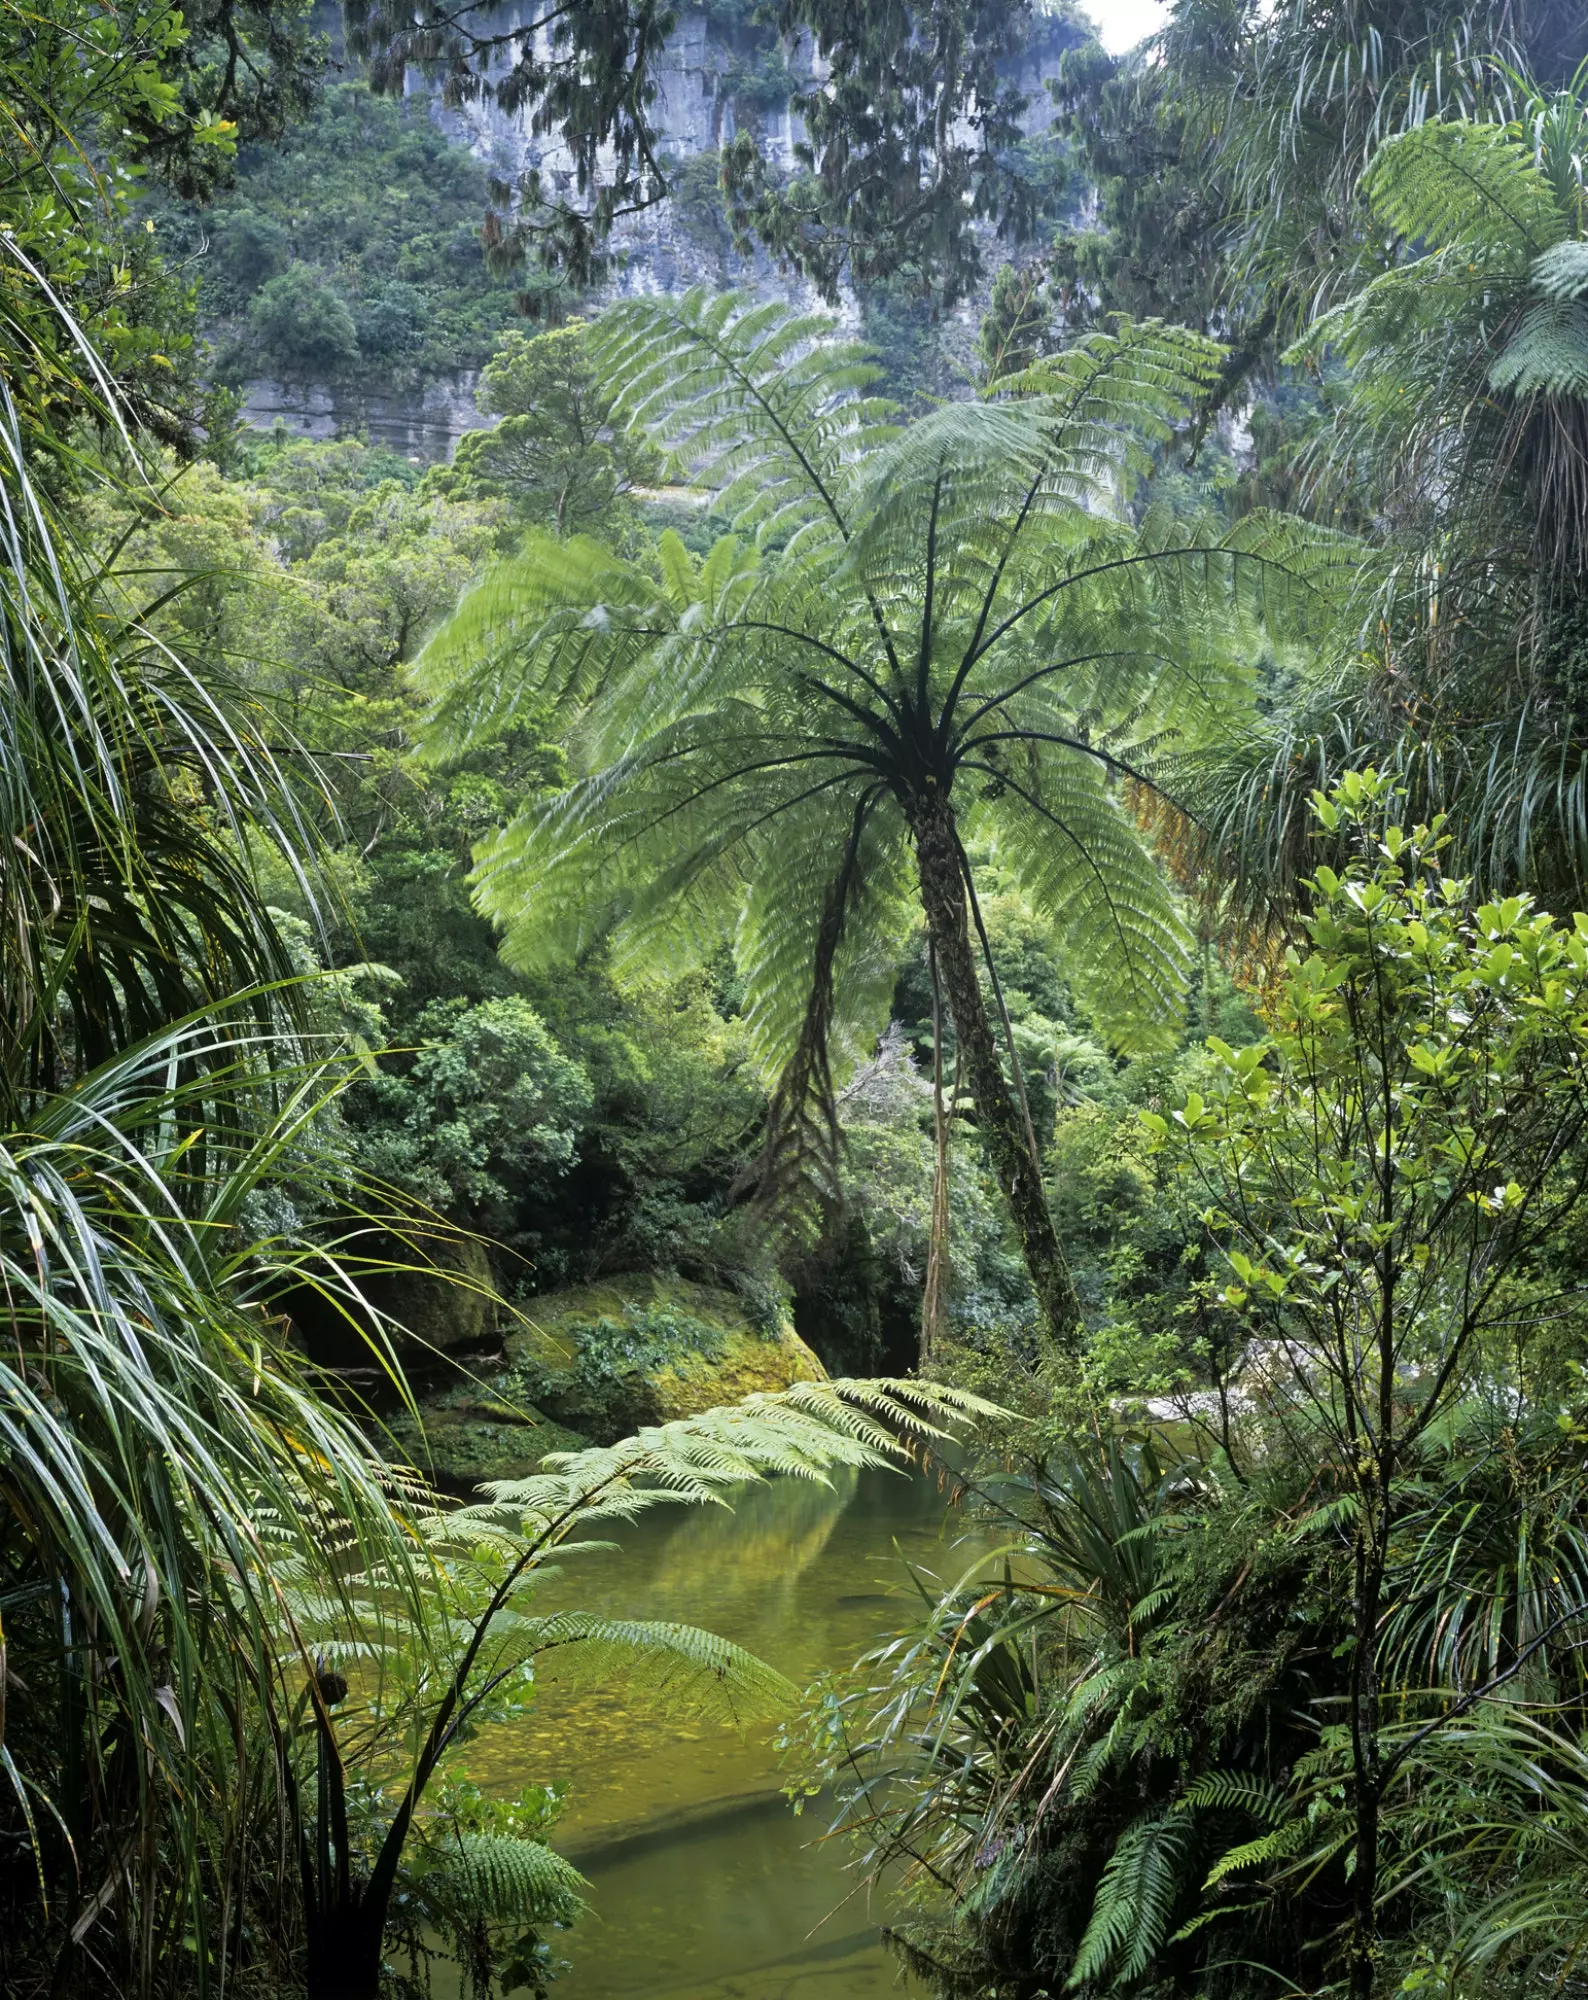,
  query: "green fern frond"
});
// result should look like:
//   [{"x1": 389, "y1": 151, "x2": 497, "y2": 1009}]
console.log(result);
[
  {"x1": 439, "y1": 1377, "x2": 997, "y2": 1535},
  {"x1": 500, "y1": 1612, "x2": 796, "y2": 1721},
  {"x1": 1201, "y1": 1816, "x2": 1309, "y2": 1886},
  {"x1": 1363, "y1": 121, "x2": 1569, "y2": 264},
  {"x1": 1004, "y1": 315, "x2": 1225, "y2": 487},
  {"x1": 427, "y1": 1833, "x2": 586, "y2": 1923},
  {"x1": 1489, "y1": 300, "x2": 1588, "y2": 393},
  {"x1": 1179, "y1": 1771, "x2": 1289, "y2": 1823},
  {"x1": 974, "y1": 756, "x2": 1191, "y2": 1054},
  {"x1": 1067, "y1": 1813, "x2": 1193, "y2": 1988},
  {"x1": 589, "y1": 287, "x2": 897, "y2": 549},
  {"x1": 1532, "y1": 239, "x2": 1588, "y2": 300}
]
